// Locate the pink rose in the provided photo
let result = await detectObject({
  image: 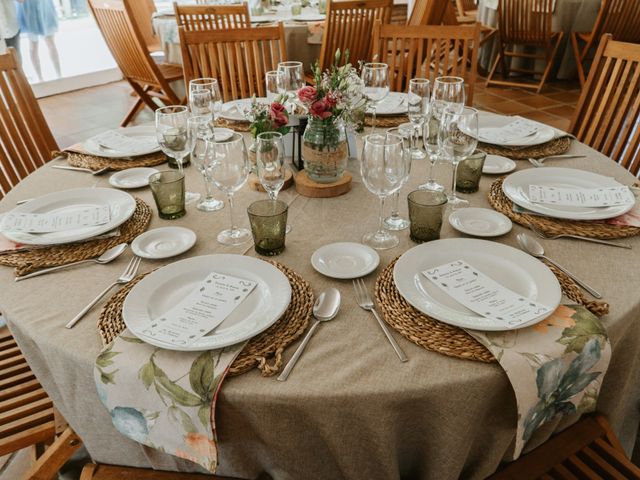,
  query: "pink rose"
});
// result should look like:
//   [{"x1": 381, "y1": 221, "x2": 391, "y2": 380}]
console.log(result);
[
  {"x1": 269, "y1": 102, "x2": 288, "y2": 127},
  {"x1": 324, "y1": 92, "x2": 337, "y2": 108},
  {"x1": 310, "y1": 100, "x2": 332, "y2": 119},
  {"x1": 297, "y1": 86, "x2": 317, "y2": 104}
]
